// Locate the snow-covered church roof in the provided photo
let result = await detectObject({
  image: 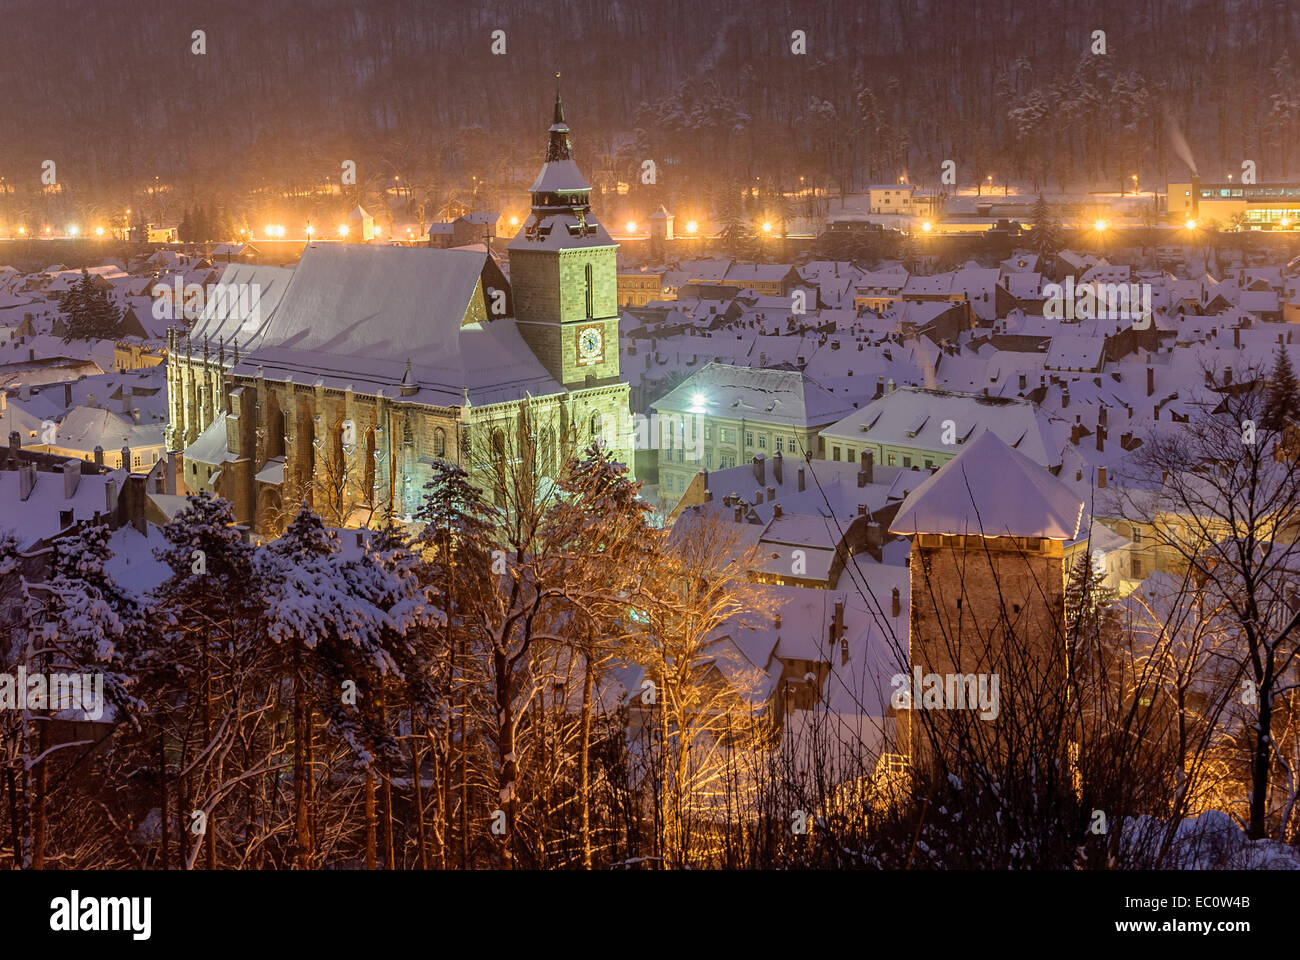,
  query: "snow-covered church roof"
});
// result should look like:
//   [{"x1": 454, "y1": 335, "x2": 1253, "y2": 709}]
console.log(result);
[{"x1": 889, "y1": 429, "x2": 1084, "y2": 540}]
